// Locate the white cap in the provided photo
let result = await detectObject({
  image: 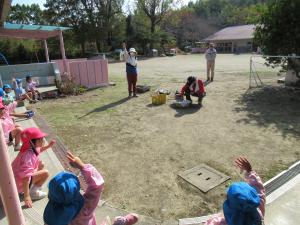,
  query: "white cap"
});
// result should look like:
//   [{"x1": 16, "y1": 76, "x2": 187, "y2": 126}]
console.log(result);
[{"x1": 129, "y1": 48, "x2": 137, "y2": 53}]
